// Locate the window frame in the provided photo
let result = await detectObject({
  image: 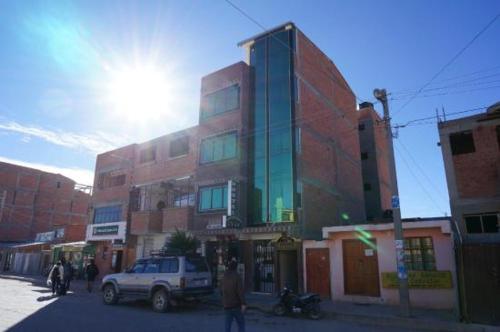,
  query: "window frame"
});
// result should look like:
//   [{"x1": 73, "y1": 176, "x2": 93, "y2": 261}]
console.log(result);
[
  {"x1": 169, "y1": 136, "x2": 190, "y2": 158},
  {"x1": 465, "y1": 213, "x2": 499, "y2": 234},
  {"x1": 403, "y1": 236, "x2": 436, "y2": 271},
  {"x1": 199, "y1": 132, "x2": 238, "y2": 164},
  {"x1": 93, "y1": 205, "x2": 122, "y2": 224},
  {"x1": 449, "y1": 130, "x2": 475, "y2": 155},
  {"x1": 201, "y1": 84, "x2": 240, "y2": 120},
  {"x1": 198, "y1": 184, "x2": 228, "y2": 212},
  {"x1": 160, "y1": 258, "x2": 180, "y2": 273}
]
